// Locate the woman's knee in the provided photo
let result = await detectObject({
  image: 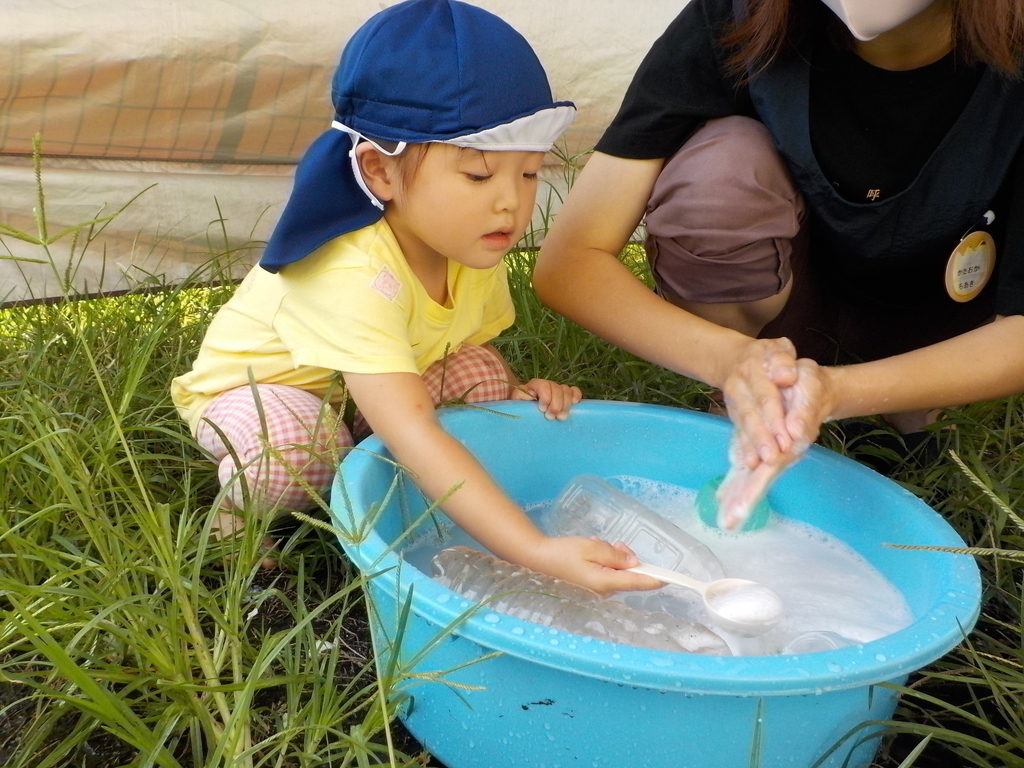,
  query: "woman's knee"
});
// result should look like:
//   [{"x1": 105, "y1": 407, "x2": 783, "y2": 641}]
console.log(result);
[
  {"x1": 651, "y1": 116, "x2": 799, "y2": 216},
  {"x1": 644, "y1": 116, "x2": 805, "y2": 304}
]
